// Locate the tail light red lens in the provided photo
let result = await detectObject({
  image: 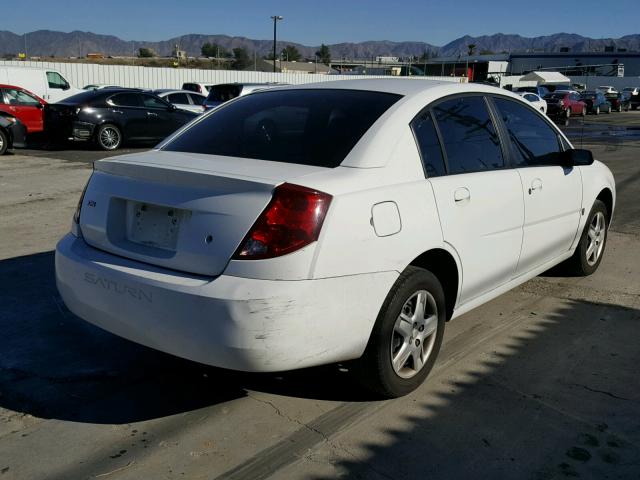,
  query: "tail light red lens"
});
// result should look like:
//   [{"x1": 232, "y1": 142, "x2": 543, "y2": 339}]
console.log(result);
[{"x1": 233, "y1": 183, "x2": 332, "y2": 260}]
